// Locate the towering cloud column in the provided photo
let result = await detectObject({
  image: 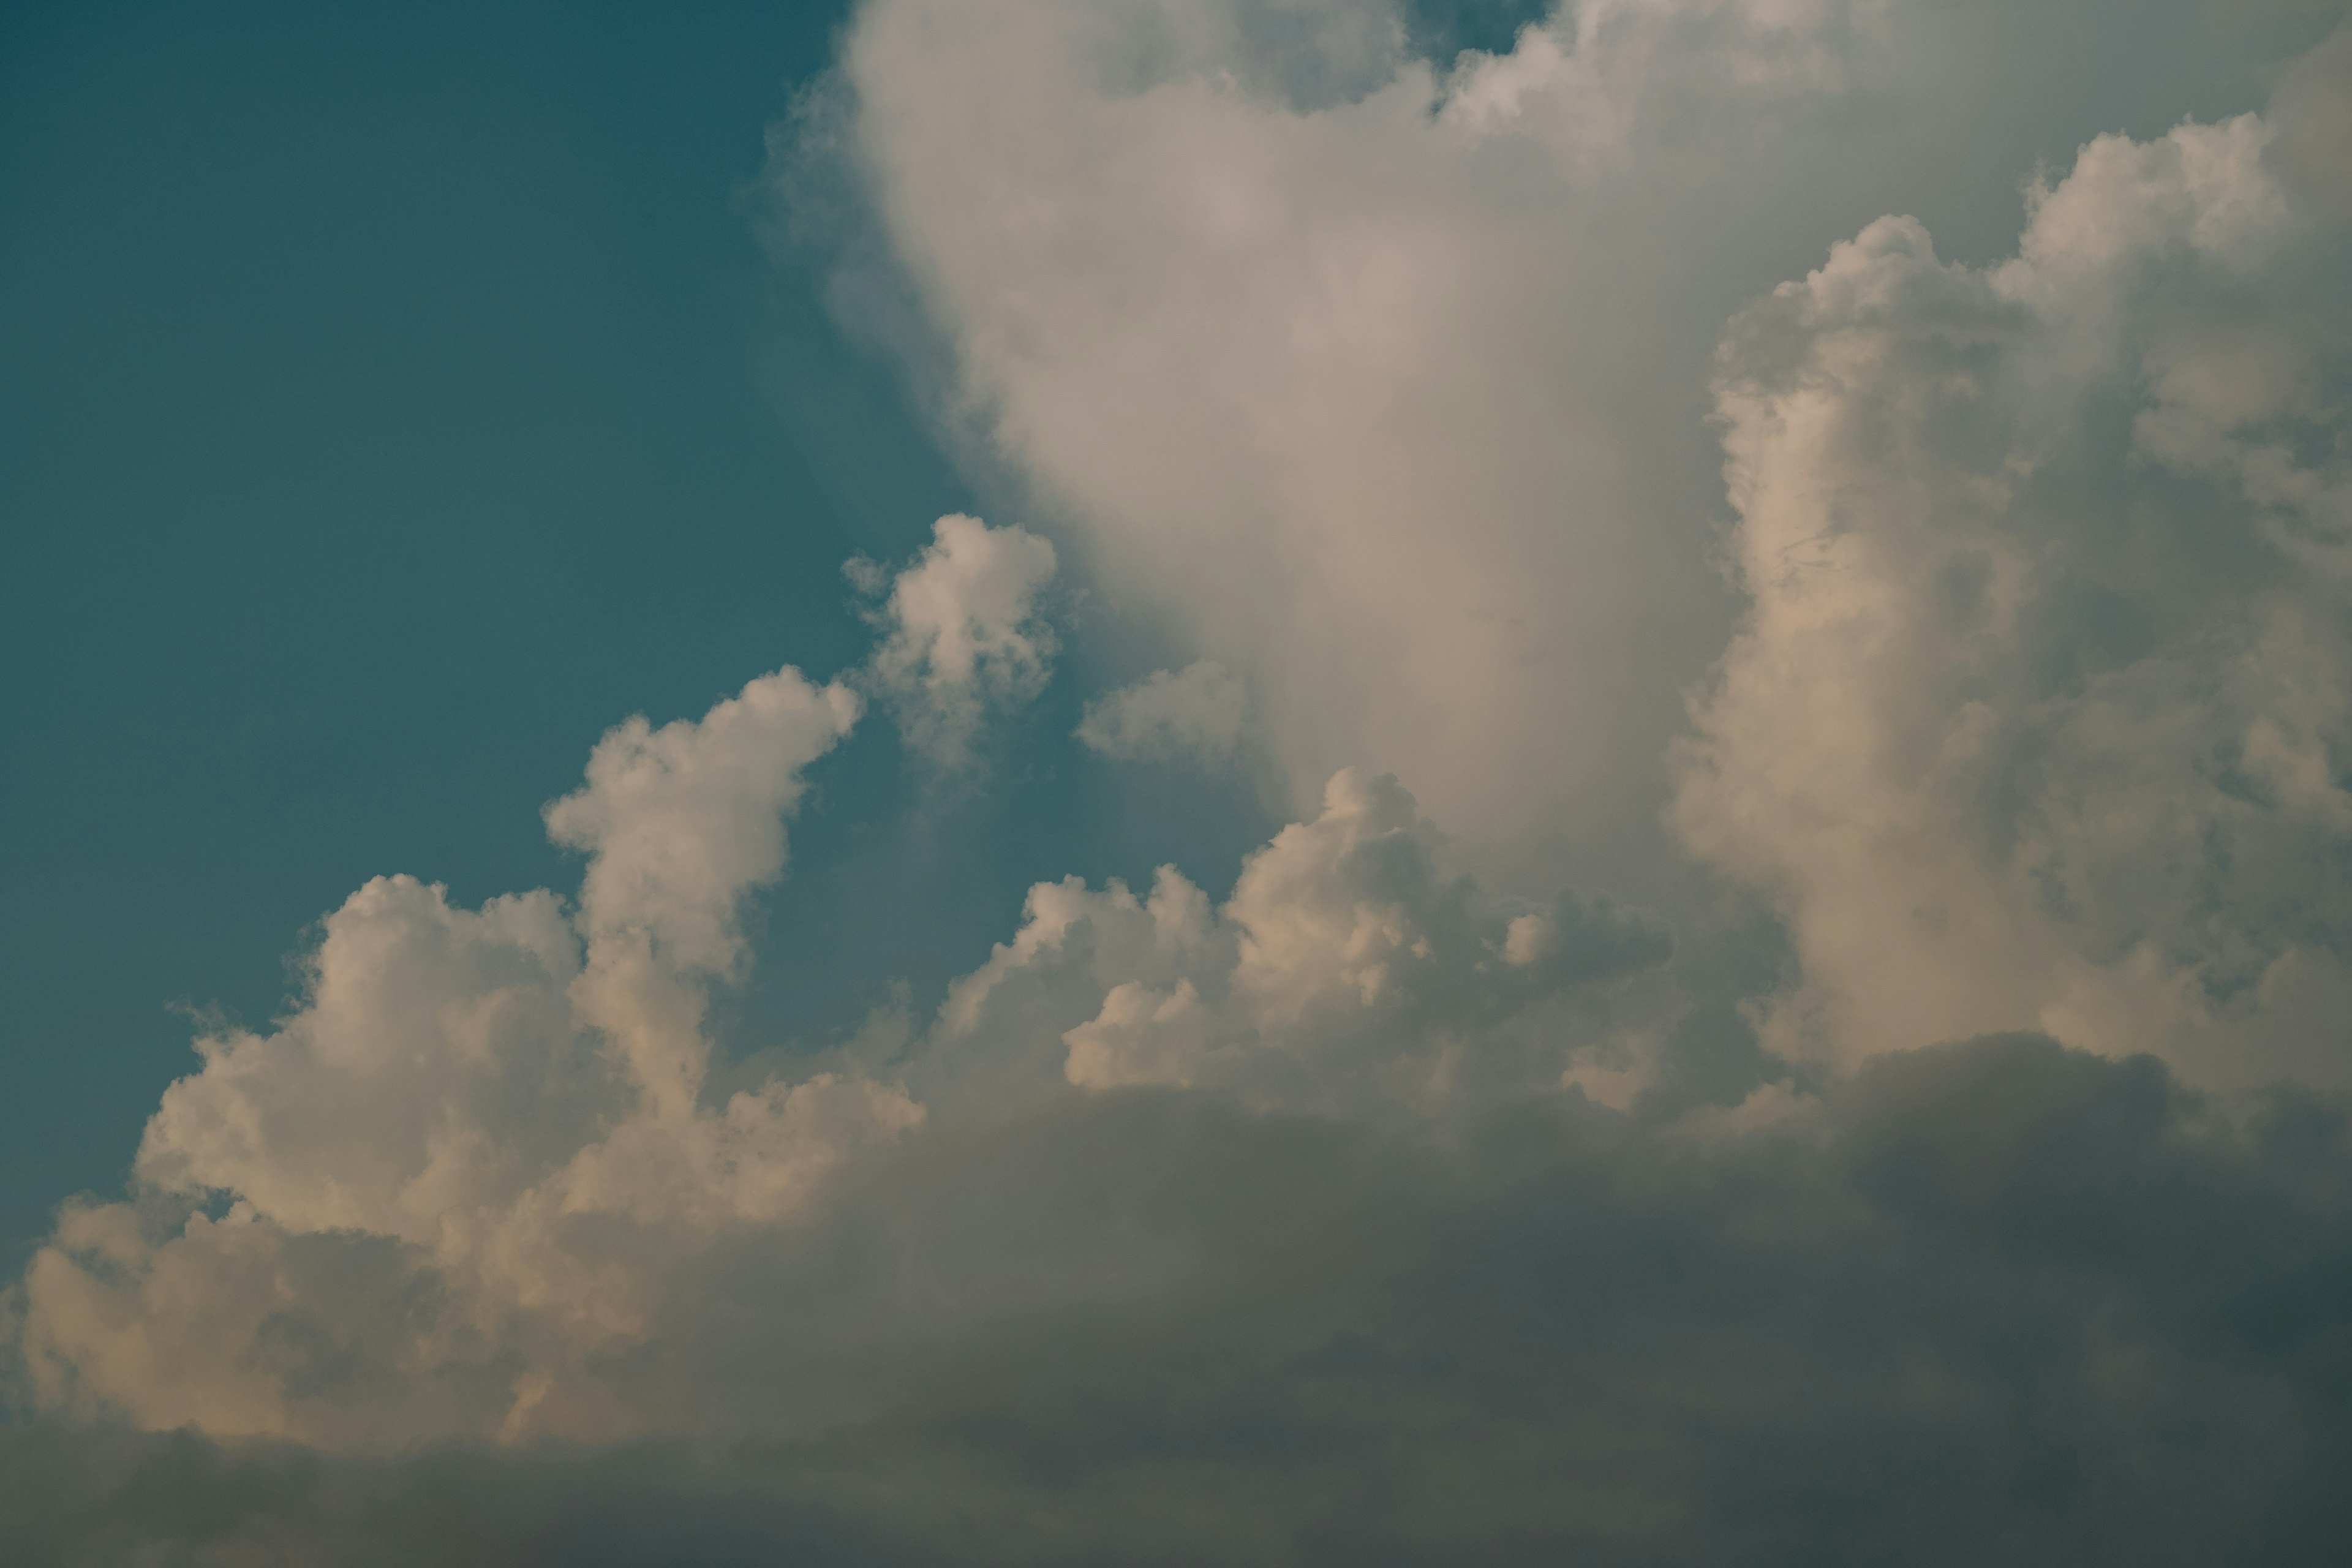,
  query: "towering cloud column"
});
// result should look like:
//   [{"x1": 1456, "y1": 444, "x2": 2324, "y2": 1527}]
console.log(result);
[{"x1": 1677, "y1": 37, "x2": 2352, "y2": 1088}]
